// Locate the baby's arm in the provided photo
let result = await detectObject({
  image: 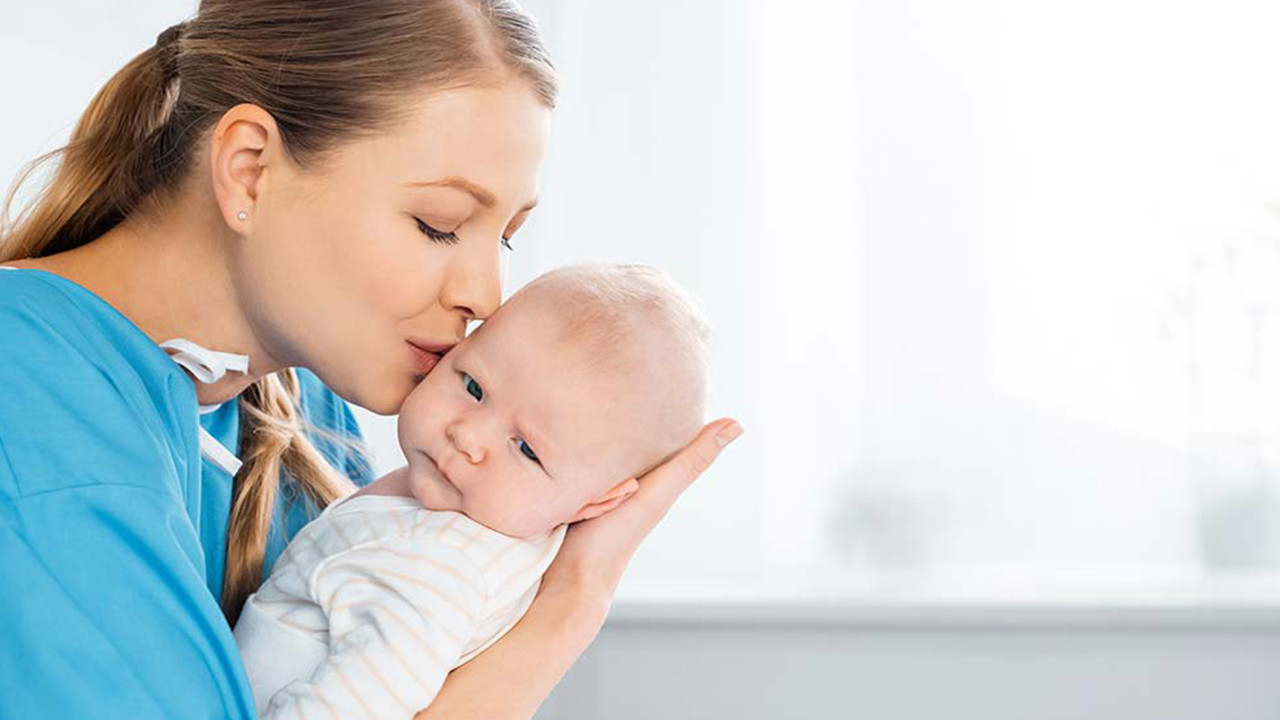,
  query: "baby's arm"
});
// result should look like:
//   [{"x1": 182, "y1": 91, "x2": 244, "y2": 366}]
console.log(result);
[{"x1": 260, "y1": 537, "x2": 487, "y2": 720}]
